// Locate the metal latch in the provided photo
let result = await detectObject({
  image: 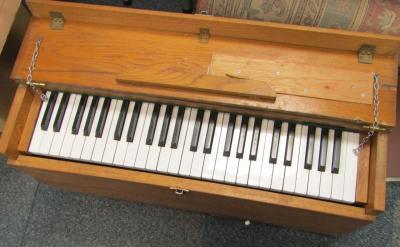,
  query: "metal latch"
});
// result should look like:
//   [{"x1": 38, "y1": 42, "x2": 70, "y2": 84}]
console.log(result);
[
  {"x1": 49, "y1": 11, "x2": 65, "y2": 30},
  {"x1": 169, "y1": 187, "x2": 189, "y2": 197},
  {"x1": 199, "y1": 28, "x2": 210, "y2": 43},
  {"x1": 358, "y1": 44, "x2": 376, "y2": 64}
]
